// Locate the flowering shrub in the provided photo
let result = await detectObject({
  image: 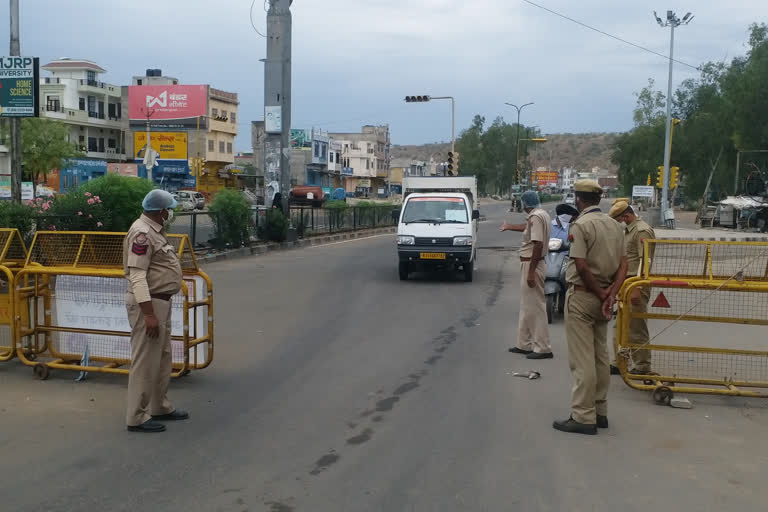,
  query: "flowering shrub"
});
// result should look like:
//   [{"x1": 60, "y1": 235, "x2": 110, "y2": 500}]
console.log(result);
[
  {"x1": 0, "y1": 200, "x2": 37, "y2": 243},
  {"x1": 80, "y1": 174, "x2": 155, "y2": 231},
  {"x1": 39, "y1": 191, "x2": 110, "y2": 231}
]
